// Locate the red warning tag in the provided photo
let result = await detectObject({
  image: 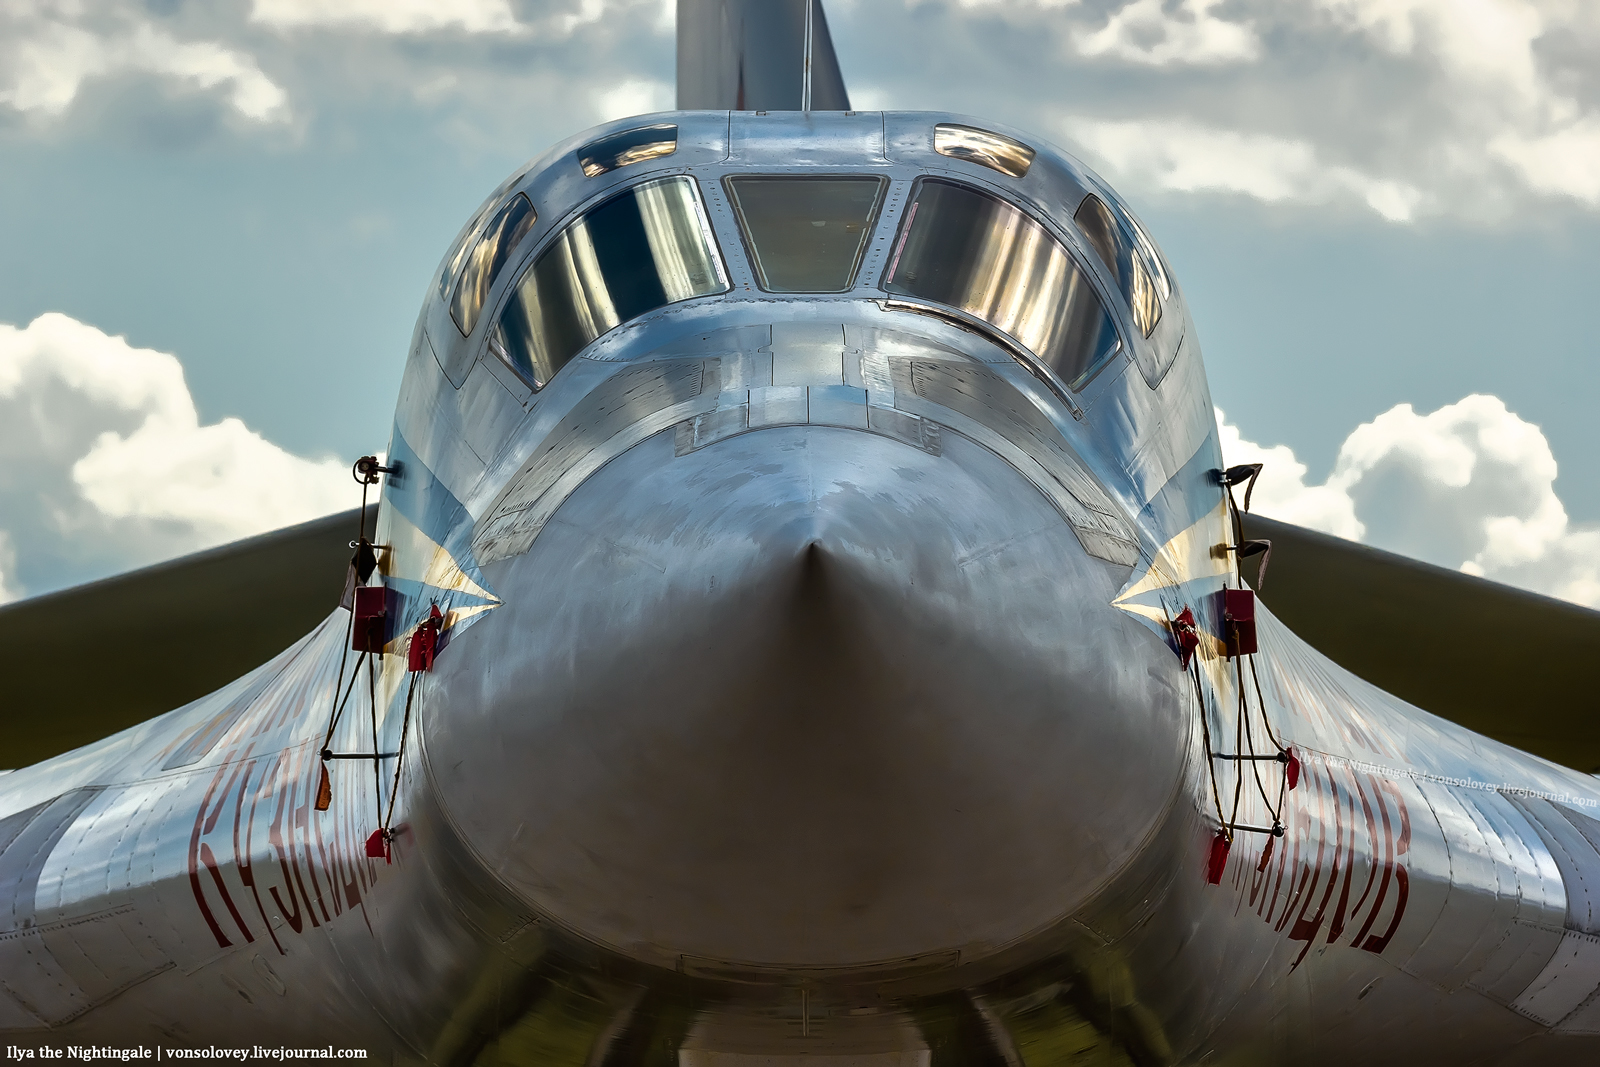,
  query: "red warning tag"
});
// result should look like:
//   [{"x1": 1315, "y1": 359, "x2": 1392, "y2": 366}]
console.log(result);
[{"x1": 1206, "y1": 830, "x2": 1232, "y2": 885}]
